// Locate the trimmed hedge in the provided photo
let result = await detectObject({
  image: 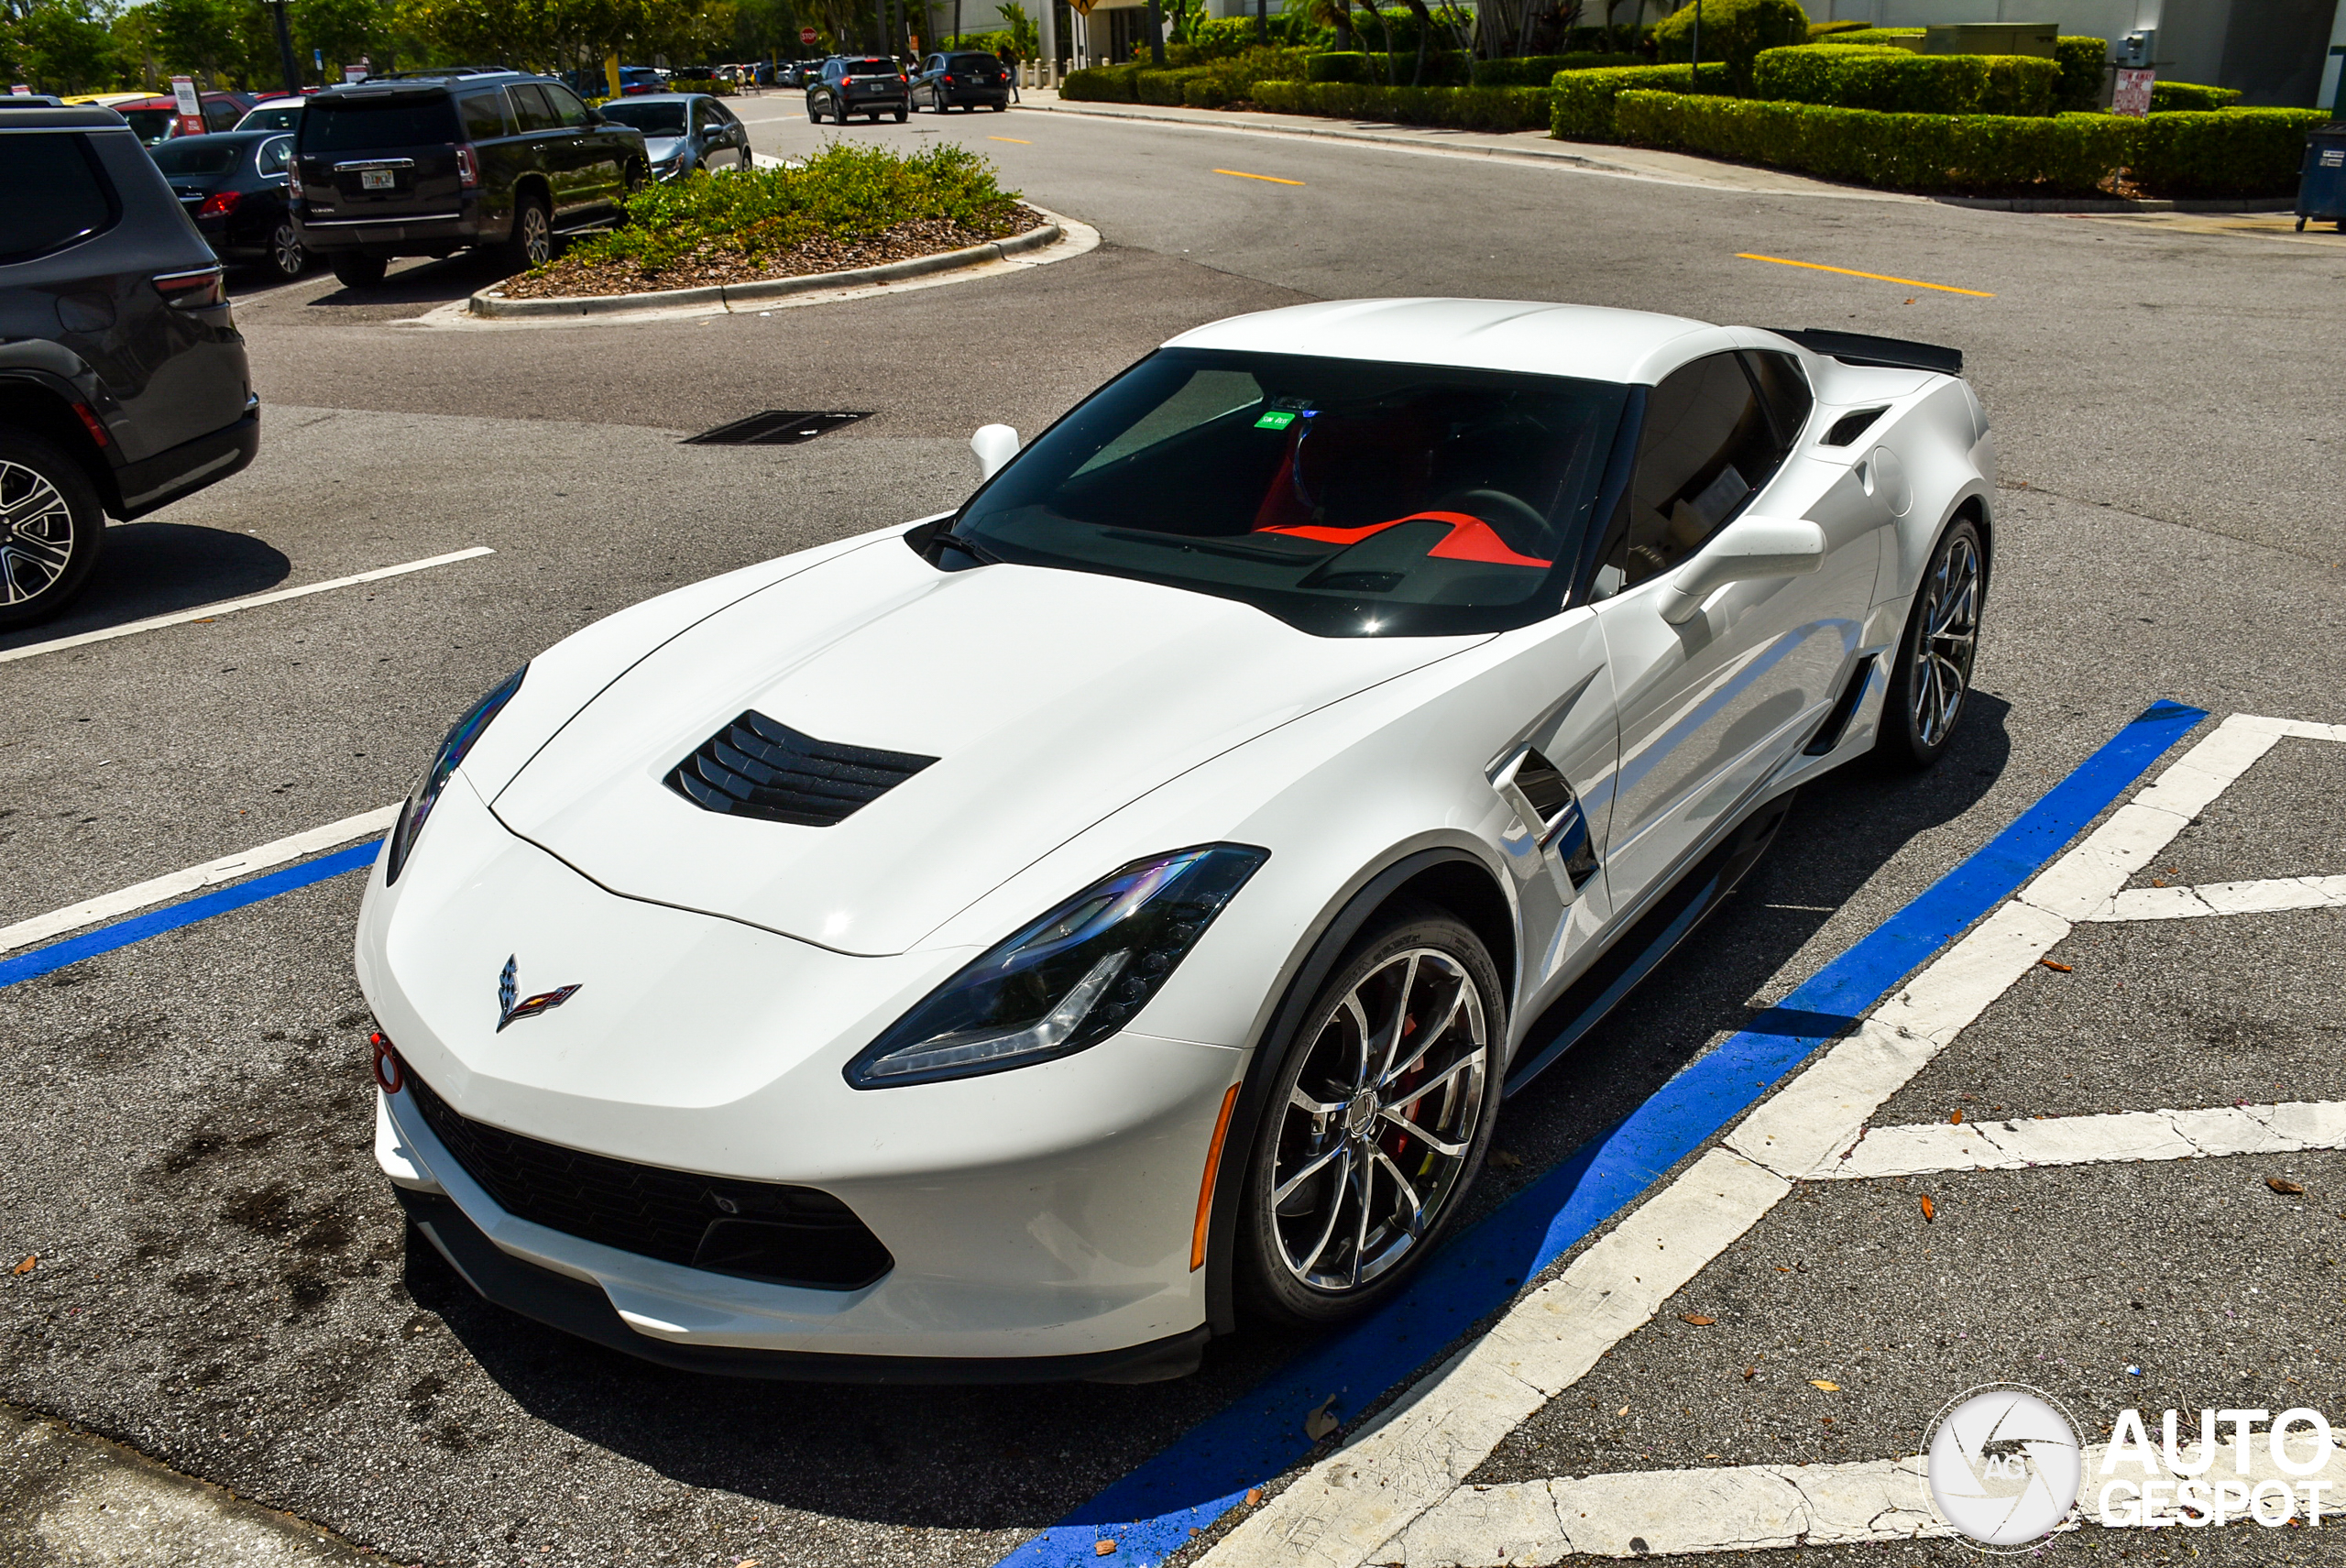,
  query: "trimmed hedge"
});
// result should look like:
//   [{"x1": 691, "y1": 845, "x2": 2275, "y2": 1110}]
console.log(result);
[
  {"x1": 1063, "y1": 49, "x2": 1308, "y2": 104},
  {"x1": 1551, "y1": 61, "x2": 1732, "y2": 139},
  {"x1": 1062, "y1": 63, "x2": 1146, "y2": 101},
  {"x1": 1308, "y1": 50, "x2": 1369, "y2": 82},
  {"x1": 2053, "y1": 36, "x2": 2105, "y2": 112},
  {"x1": 2149, "y1": 80, "x2": 2242, "y2": 113},
  {"x1": 1614, "y1": 91, "x2": 2131, "y2": 190},
  {"x1": 1252, "y1": 80, "x2": 1556, "y2": 131},
  {"x1": 1808, "y1": 18, "x2": 1869, "y2": 38},
  {"x1": 1753, "y1": 43, "x2": 2056, "y2": 116},
  {"x1": 1469, "y1": 50, "x2": 1638, "y2": 85},
  {"x1": 2132, "y1": 107, "x2": 2328, "y2": 195},
  {"x1": 665, "y1": 77, "x2": 737, "y2": 96},
  {"x1": 1818, "y1": 27, "x2": 1919, "y2": 48},
  {"x1": 1653, "y1": 0, "x2": 1810, "y2": 78}
]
